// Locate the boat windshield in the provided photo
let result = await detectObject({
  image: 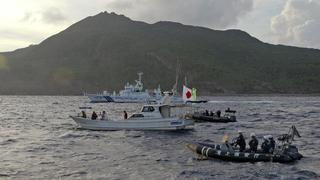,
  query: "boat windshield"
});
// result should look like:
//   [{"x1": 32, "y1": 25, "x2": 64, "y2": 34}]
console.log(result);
[
  {"x1": 130, "y1": 114, "x2": 144, "y2": 118},
  {"x1": 142, "y1": 106, "x2": 155, "y2": 112}
]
